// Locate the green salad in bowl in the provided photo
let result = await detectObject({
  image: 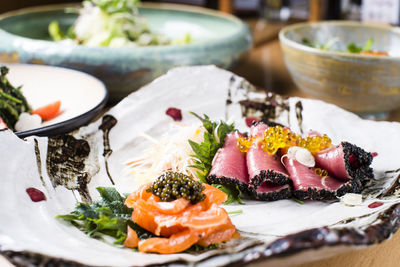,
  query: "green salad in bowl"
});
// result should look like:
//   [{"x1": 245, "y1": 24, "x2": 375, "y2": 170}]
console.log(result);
[
  {"x1": 0, "y1": 0, "x2": 252, "y2": 101},
  {"x1": 49, "y1": 0, "x2": 192, "y2": 47}
]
